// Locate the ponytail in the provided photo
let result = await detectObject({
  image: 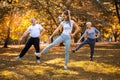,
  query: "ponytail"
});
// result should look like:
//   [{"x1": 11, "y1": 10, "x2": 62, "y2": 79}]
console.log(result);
[{"x1": 67, "y1": 10, "x2": 71, "y2": 27}]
